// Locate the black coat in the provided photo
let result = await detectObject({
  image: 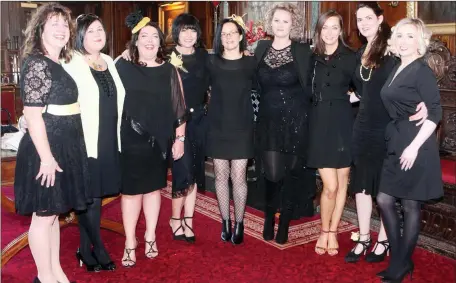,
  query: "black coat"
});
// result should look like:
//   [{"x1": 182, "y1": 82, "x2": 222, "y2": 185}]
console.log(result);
[{"x1": 254, "y1": 40, "x2": 313, "y2": 98}]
